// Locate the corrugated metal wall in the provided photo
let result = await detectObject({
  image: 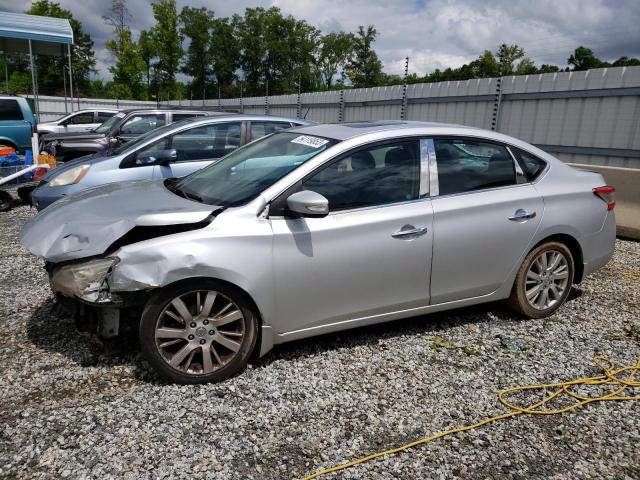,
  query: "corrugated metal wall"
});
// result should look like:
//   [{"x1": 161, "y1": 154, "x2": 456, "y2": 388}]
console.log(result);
[{"x1": 28, "y1": 66, "x2": 640, "y2": 169}]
